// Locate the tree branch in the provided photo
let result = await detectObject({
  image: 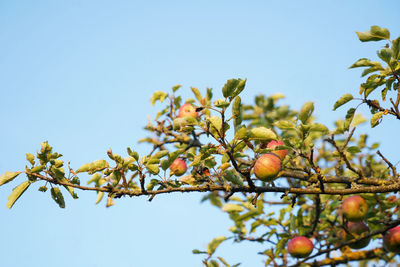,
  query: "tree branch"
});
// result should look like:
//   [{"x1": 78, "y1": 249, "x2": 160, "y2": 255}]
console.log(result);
[{"x1": 27, "y1": 171, "x2": 400, "y2": 198}]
